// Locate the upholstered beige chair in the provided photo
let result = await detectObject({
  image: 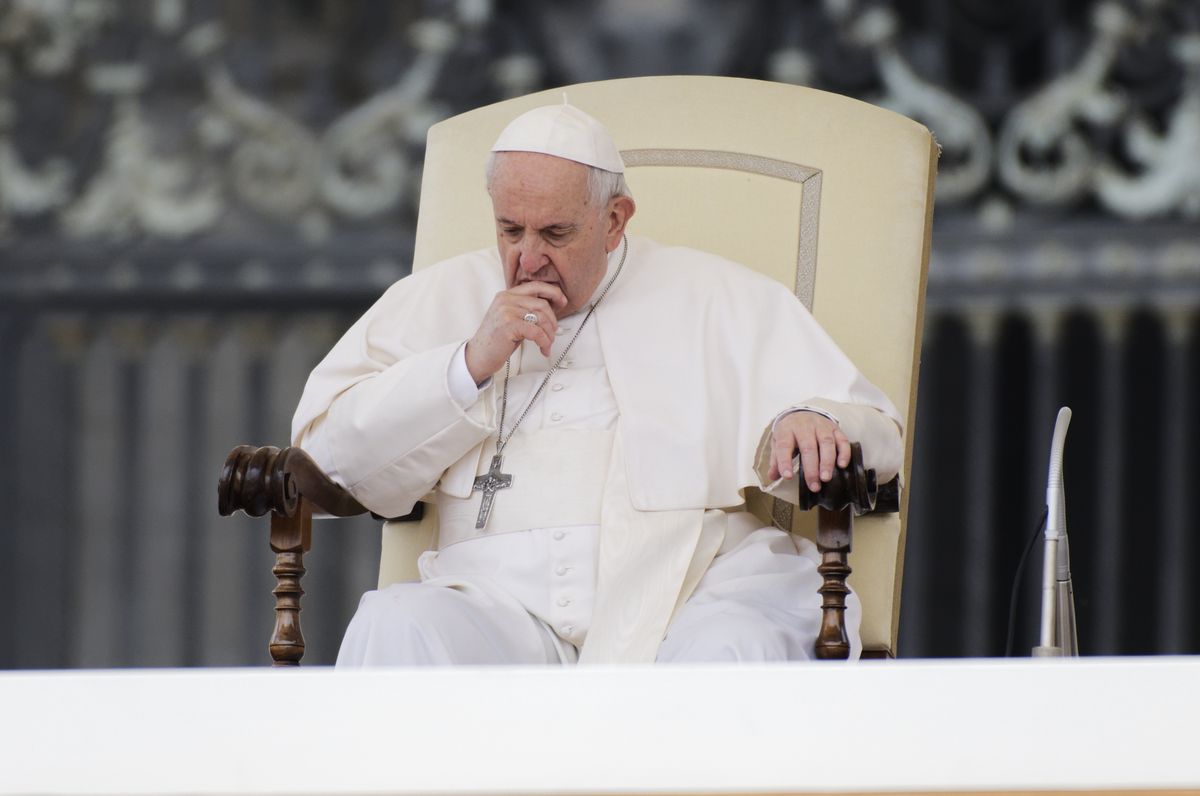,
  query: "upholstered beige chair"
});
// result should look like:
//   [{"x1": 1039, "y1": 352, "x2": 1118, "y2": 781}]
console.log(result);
[{"x1": 220, "y1": 75, "x2": 937, "y2": 663}]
